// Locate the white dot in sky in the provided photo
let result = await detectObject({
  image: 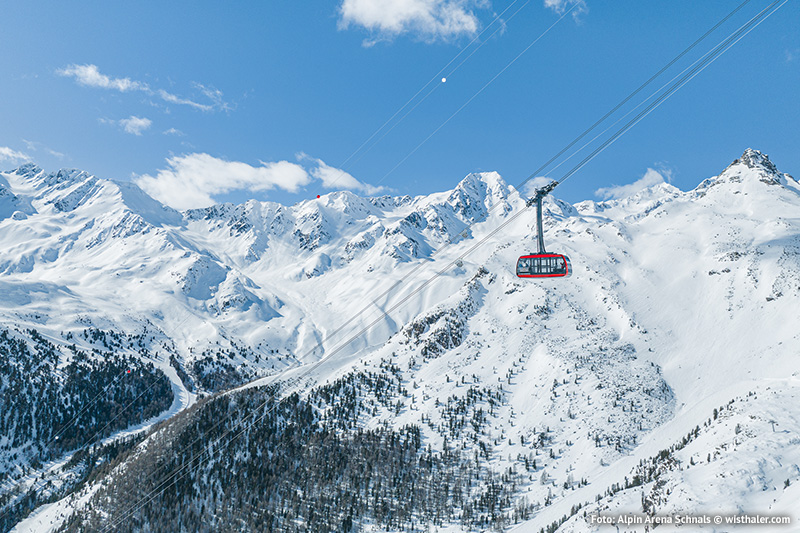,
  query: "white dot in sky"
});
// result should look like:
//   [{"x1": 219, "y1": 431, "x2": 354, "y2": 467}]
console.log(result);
[{"x1": 441, "y1": 77, "x2": 447, "y2": 83}]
